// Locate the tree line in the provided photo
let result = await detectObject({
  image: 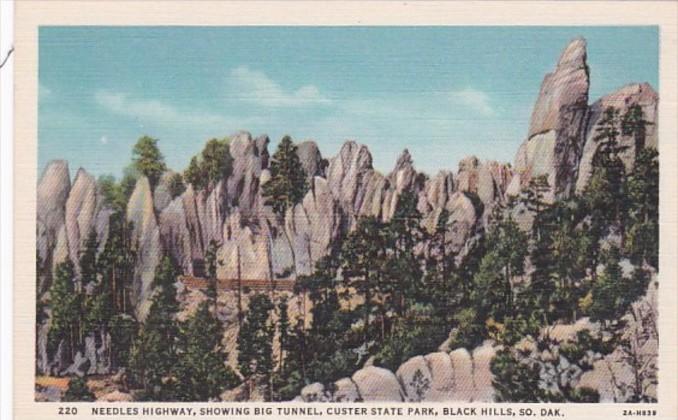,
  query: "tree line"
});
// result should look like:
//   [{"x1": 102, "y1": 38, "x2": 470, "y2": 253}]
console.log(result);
[{"x1": 40, "y1": 103, "x2": 657, "y2": 402}]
